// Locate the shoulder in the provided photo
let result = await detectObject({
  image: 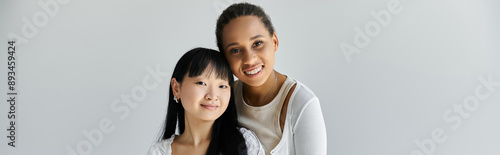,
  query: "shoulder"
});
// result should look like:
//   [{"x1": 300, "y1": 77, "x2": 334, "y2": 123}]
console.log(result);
[
  {"x1": 286, "y1": 78, "x2": 323, "y2": 127},
  {"x1": 238, "y1": 127, "x2": 266, "y2": 155},
  {"x1": 289, "y1": 79, "x2": 318, "y2": 105},
  {"x1": 147, "y1": 137, "x2": 175, "y2": 155},
  {"x1": 286, "y1": 78, "x2": 320, "y2": 112}
]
